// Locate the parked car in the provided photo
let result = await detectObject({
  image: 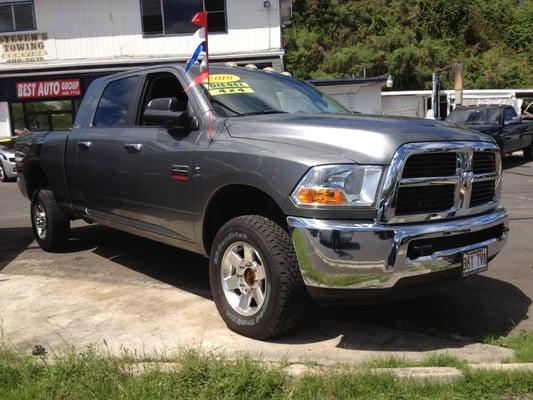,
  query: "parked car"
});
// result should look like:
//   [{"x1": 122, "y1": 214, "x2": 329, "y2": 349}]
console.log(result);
[
  {"x1": 446, "y1": 105, "x2": 533, "y2": 158},
  {"x1": 0, "y1": 138, "x2": 17, "y2": 182},
  {"x1": 15, "y1": 65, "x2": 508, "y2": 339}
]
